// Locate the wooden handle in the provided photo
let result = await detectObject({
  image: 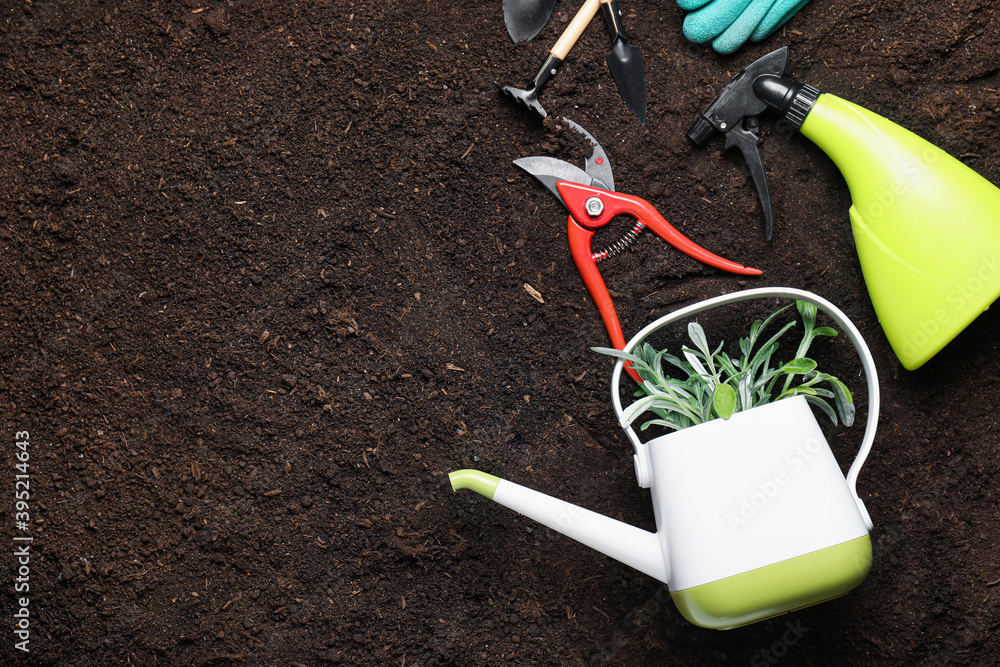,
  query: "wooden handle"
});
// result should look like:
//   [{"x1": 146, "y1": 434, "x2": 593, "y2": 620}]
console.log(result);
[{"x1": 550, "y1": 0, "x2": 601, "y2": 60}]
